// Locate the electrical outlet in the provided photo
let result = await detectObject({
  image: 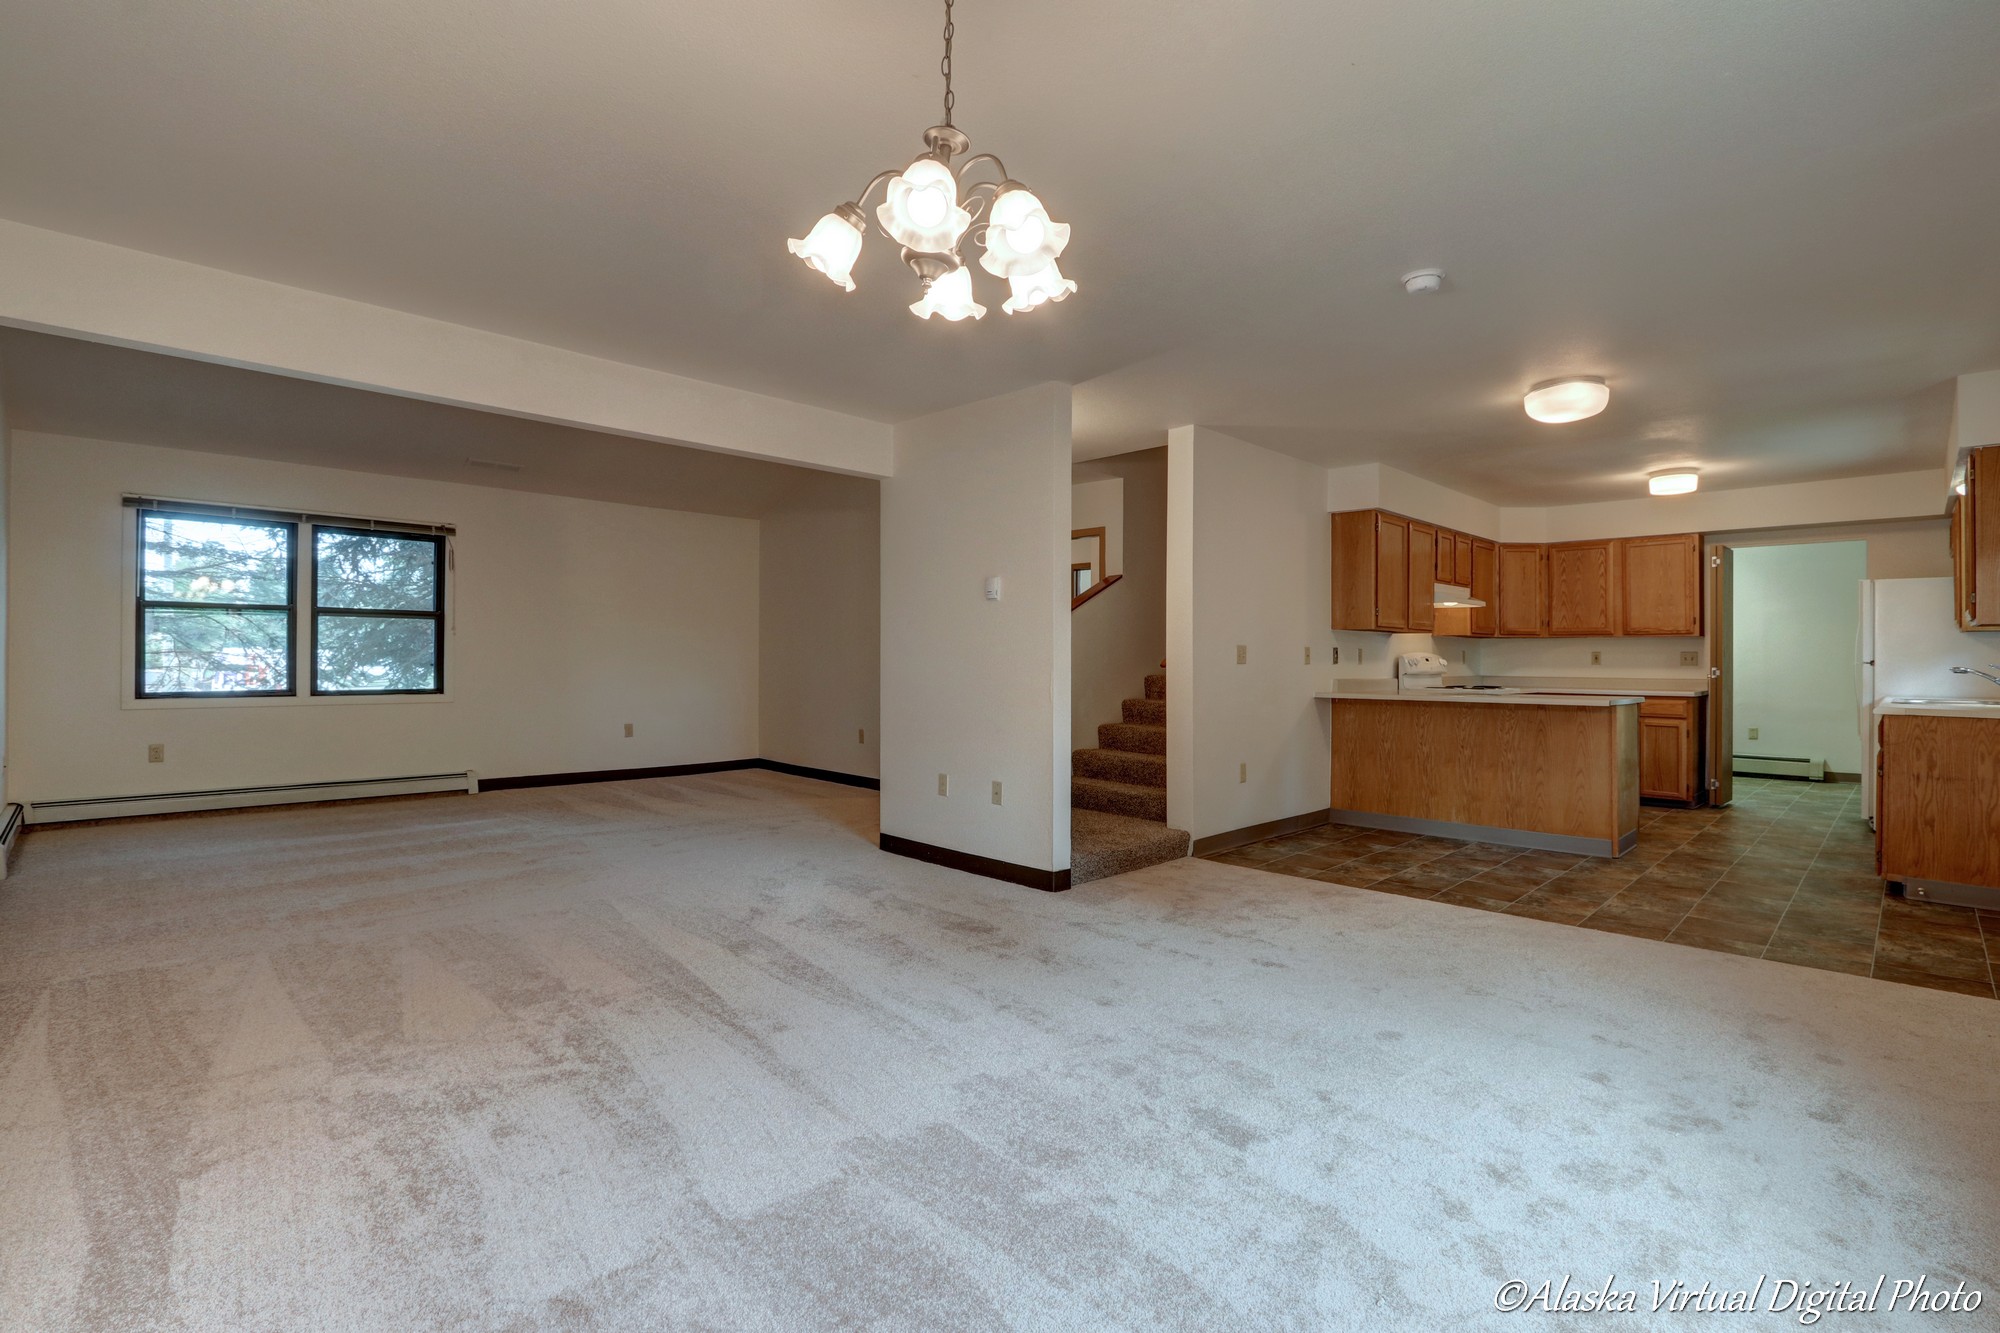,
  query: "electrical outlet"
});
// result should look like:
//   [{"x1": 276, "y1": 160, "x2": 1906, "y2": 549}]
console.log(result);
[
  {"x1": 146, "y1": 743, "x2": 165, "y2": 764},
  {"x1": 1236, "y1": 644, "x2": 1247, "y2": 665},
  {"x1": 1357, "y1": 647, "x2": 1364, "y2": 664},
  {"x1": 1238, "y1": 762, "x2": 1247, "y2": 784},
  {"x1": 1460, "y1": 649, "x2": 1468, "y2": 664},
  {"x1": 1589, "y1": 650, "x2": 1602, "y2": 666},
  {"x1": 991, "y1": 780, "x2": 1003, "y2": 806},
  {"x1": 1331, "y1": 646, "x2": 1340, "y2": 665},
  {"x1": 1749, "y1": 727, "x2": 1759, "y2": 740},
  {"x1": 1304, "y1": 647, "x2": 1310, "y2": 665},
  {"x1": 937, "y1": 773, "x2": 948, "y2": 797},
  {"x1": 623, "y1": 722, "x2": 634, "y2": 738},
  {"x1": 1680, "y1": 651, "x2": 1700, "y2": 666}
]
